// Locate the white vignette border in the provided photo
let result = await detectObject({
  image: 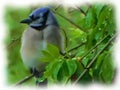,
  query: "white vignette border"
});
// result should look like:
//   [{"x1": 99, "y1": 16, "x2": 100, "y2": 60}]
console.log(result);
[{"x1": 0, "y1": 0, "x2": 120, "y2": 90}]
